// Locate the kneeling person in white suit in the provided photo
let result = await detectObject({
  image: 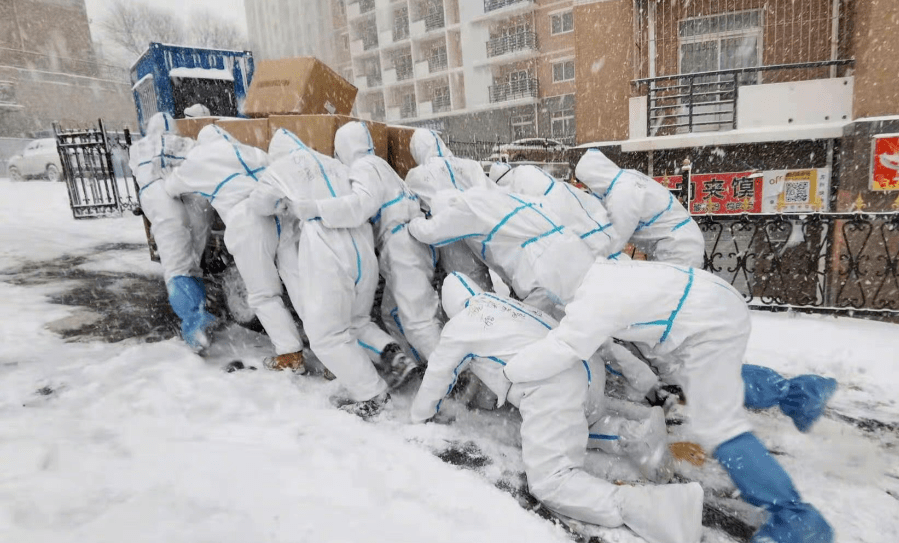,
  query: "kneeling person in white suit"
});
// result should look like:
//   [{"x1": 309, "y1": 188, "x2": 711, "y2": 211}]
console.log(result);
[
  {"x1": 411, "y1": 273, "x2": 704, "y2": 543},
  {"x1": 504, "y1": 259, "x2": 833, "y2": 543}
]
